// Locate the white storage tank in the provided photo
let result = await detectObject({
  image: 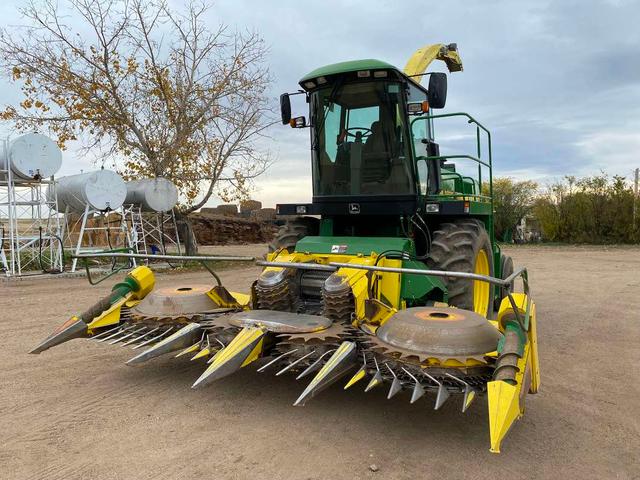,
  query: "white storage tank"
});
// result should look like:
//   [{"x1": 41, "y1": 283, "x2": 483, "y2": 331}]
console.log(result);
[
  {"x1": 125, "y1": 178, "x2": 179, "y2": 212},
  {"x1": 51, "y1": 169, "x2": 127, "y2": 213},
  {"x1": 0, "y1": 133, "x2": 62, "y2": 181}
]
